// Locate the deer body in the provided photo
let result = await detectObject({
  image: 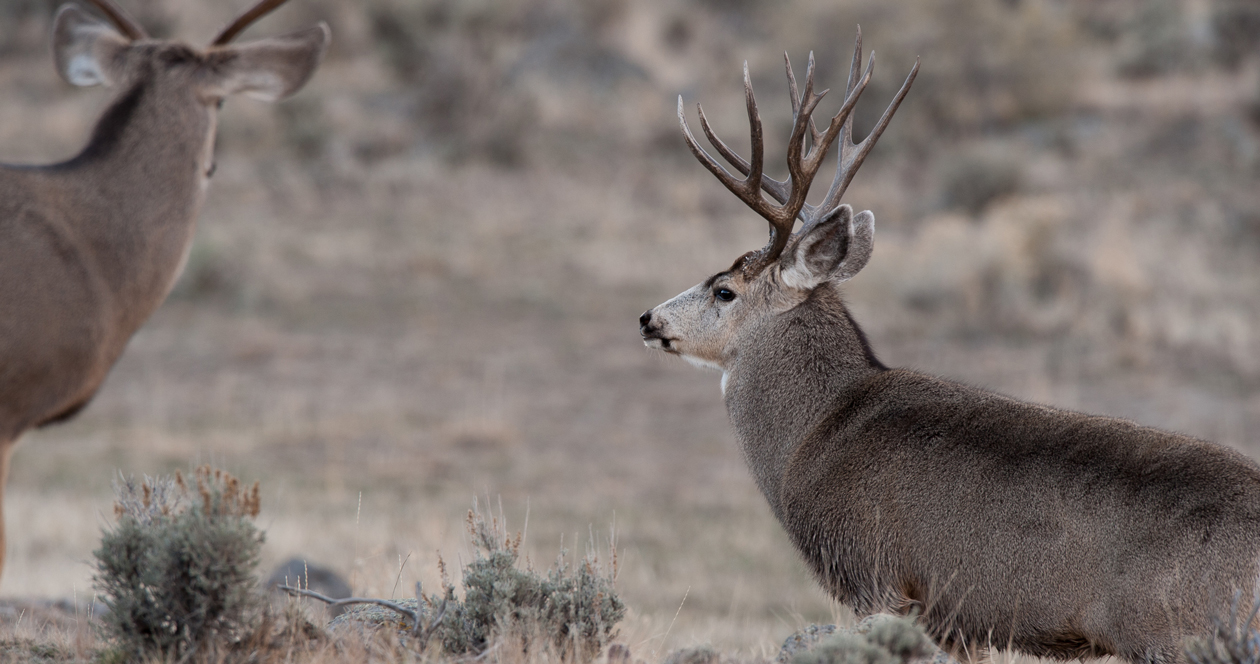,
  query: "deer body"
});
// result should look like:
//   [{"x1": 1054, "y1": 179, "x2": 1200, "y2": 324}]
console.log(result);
[
  {"x1": 642, "y1": 37, "x2": 1260, "y2": 664},
  {"x1": 726, "y1": 285, "x2": 1260, "y2": 662},
  {"x1": 0, "y1": 0, "x2": 328, "y2": 581},
  {"x1": 2, "y1": 82, "x2": 213, "y2": 436}
]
